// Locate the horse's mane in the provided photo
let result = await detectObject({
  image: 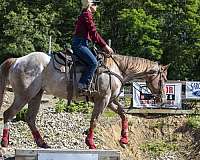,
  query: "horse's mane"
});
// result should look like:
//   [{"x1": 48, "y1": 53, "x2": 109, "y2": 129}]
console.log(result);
[{"x1": 110, "y1": 54, "x2": 159, "y2": 73}]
